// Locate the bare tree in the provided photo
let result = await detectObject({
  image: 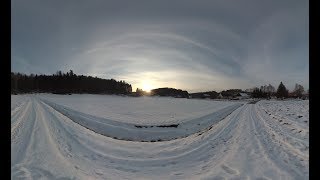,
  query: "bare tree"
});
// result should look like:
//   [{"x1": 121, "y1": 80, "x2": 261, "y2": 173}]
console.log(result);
[{"x1": 293, "y1": 83, "x2": 304, "y2": 98}]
